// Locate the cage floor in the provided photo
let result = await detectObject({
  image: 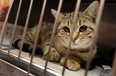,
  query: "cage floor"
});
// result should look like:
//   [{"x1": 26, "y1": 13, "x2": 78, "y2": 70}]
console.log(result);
[
  {"x1": 0, "y1": 58, "x2": 34, "y2": 76},
  {"x1": 0, "y1": 23, "x2": 111, "y2": 76}
]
